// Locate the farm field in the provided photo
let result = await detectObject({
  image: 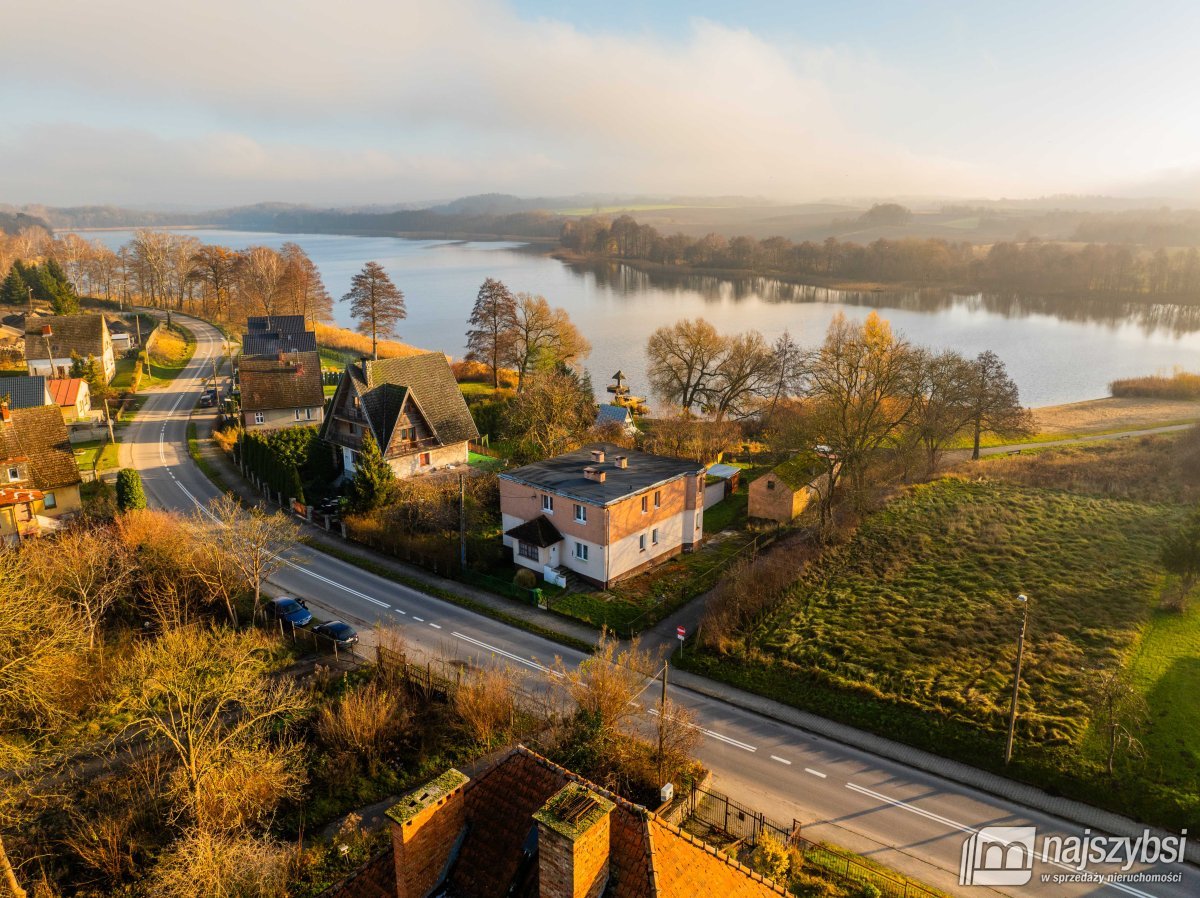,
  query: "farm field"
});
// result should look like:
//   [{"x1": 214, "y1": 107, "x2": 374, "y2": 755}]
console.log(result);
[{"x1": 681, "y1": 470, "x2": 1196, "y2": 828}]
